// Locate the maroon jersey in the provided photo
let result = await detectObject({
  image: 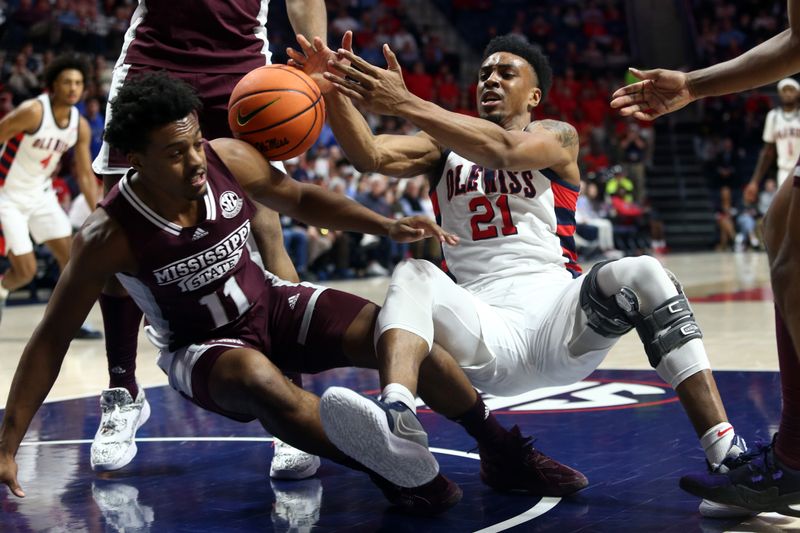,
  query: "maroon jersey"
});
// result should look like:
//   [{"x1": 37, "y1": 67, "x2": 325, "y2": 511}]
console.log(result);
[
  {"x1": 100, "y1": 142, "x2": 268, "y2": 348},
  {"x1": 122, "y1": 0, "x2": 272, "y2": 74}
]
